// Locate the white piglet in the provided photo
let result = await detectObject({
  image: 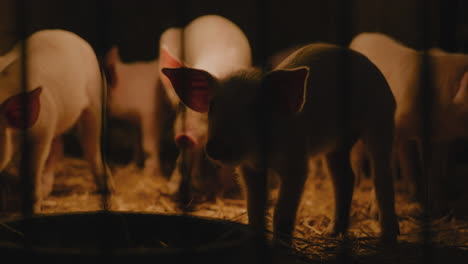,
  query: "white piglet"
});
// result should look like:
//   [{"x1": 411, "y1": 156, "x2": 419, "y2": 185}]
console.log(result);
[
  {"x1": 160, "y1": 15, "x2": 251, "y2": 199},
  {"x1": 104, "y1": 46, "x2": 172, "y2": 179},
  {"x1": 350, "y1": 33, "x2": 468, "y2": 213},
  {"x1": 0, "y1": 29, "x2": 113, "y2": 211}
]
